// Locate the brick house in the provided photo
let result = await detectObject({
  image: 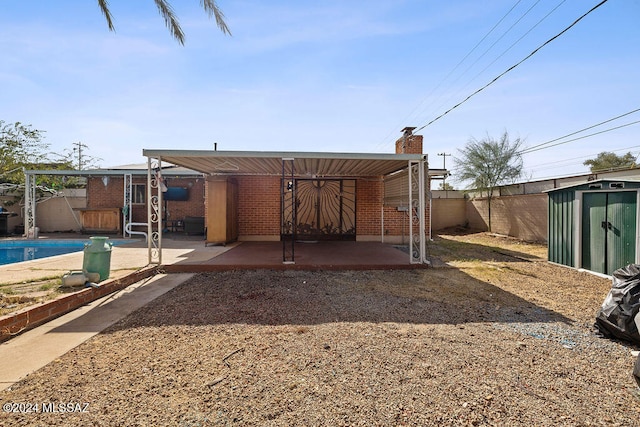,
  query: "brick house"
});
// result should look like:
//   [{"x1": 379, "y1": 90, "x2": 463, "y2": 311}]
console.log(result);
[
  {"x1": 22, "y1": 130, "x2": 436, "y2": 265},
  {"x1": 81, "y1": 165, "x2": 206, "y2": 235},
  {"x1": 21, "y1": 165, "x2": 207, "y2": 236}
]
